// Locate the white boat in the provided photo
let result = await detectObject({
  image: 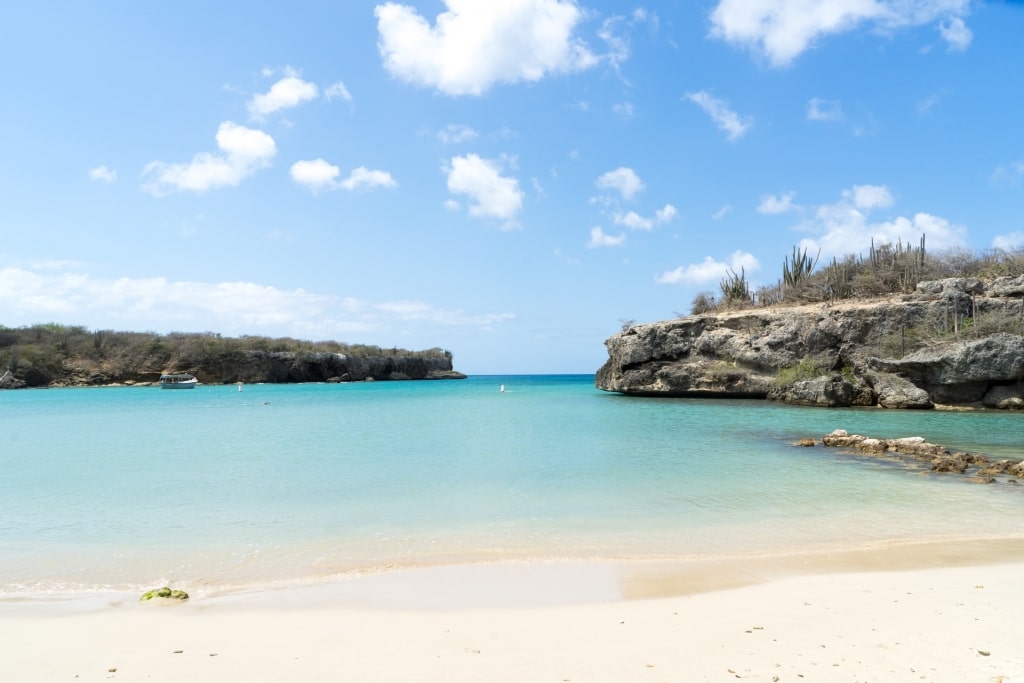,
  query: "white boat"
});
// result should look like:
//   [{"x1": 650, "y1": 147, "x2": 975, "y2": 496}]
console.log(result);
[{"x1": 159, "y1": 373, "x2": 198, "y2": 389}]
